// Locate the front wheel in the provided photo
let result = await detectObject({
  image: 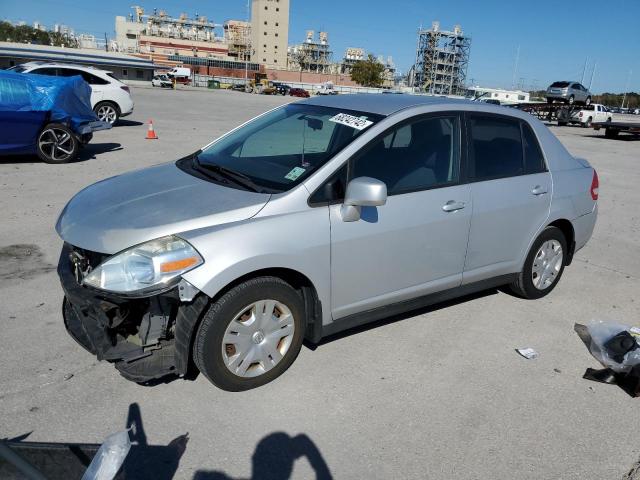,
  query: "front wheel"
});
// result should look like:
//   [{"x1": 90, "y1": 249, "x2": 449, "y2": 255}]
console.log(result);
[
  {"x1": 509, "y1": 226, "x2": 567, "y2": 299},
  {"x1": 585, "y1": 96, "x2": 592, "y2": 106},
  {"x1": 568, "y1": 95, "x2": 575, "y2": 105},
  {"x1": 37, "y1": 123, "x2": 79, "y2": 163},
  {"x1": 94, "y1": 101, "x2": 119, "y2": 125},
  {"x1": 193, "y1": 277, "x2": 305, "y2": 391}
]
